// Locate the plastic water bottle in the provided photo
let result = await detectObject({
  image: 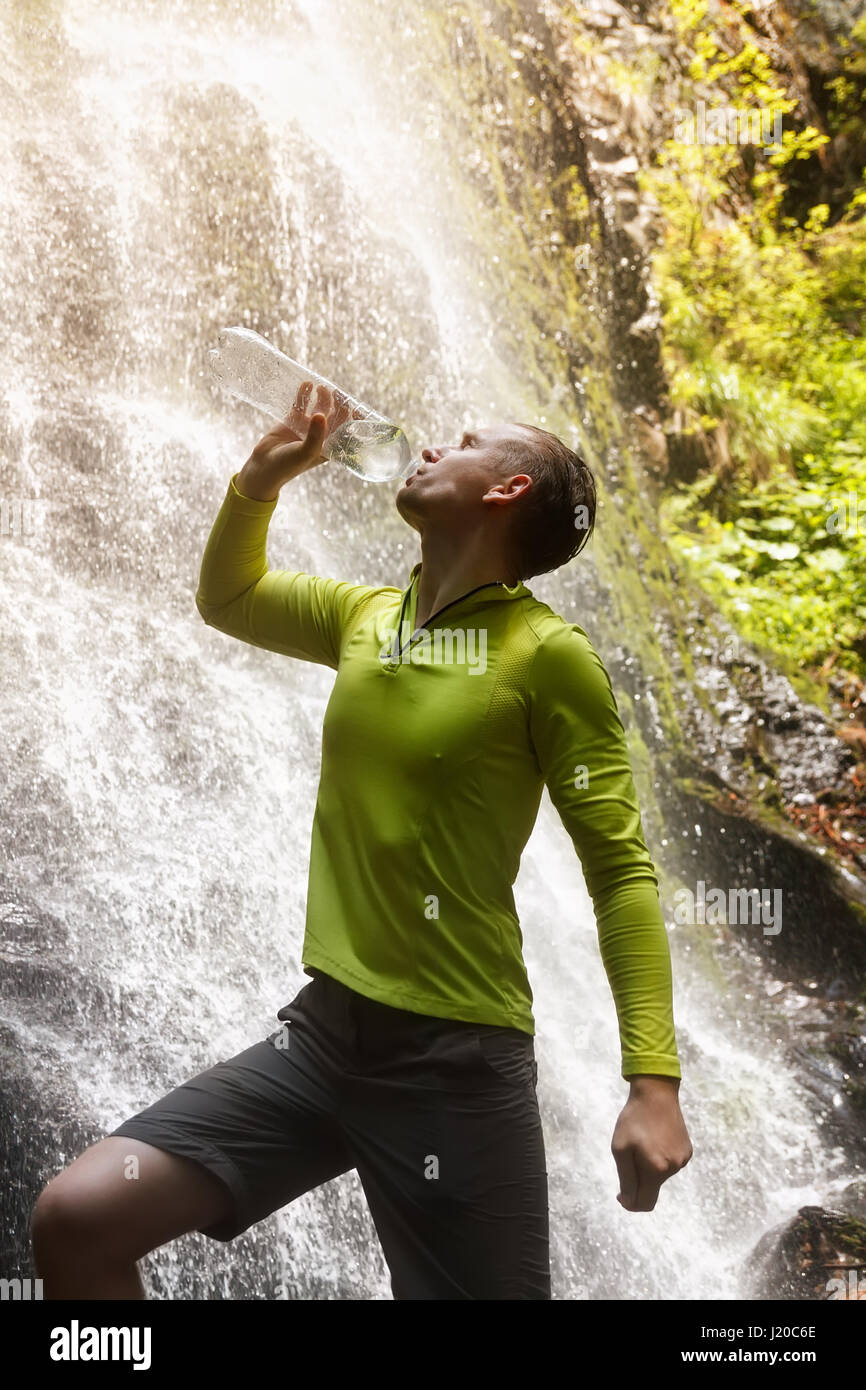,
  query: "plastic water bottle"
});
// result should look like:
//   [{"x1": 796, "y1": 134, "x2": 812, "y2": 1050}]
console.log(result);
[{"x1": 208, "y1": 326, "x2": 414, "y2": 483}]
